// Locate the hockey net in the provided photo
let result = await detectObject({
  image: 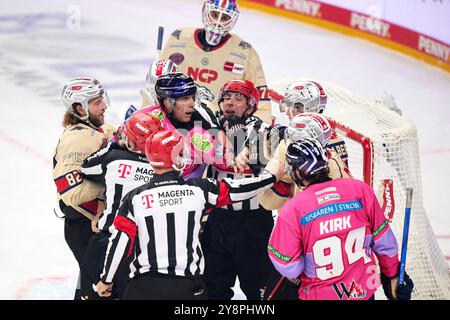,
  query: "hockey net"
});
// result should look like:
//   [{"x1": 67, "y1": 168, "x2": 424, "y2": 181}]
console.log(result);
[{"x1": 269, "y1": 79, "x2": 450, "y2": 300}]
